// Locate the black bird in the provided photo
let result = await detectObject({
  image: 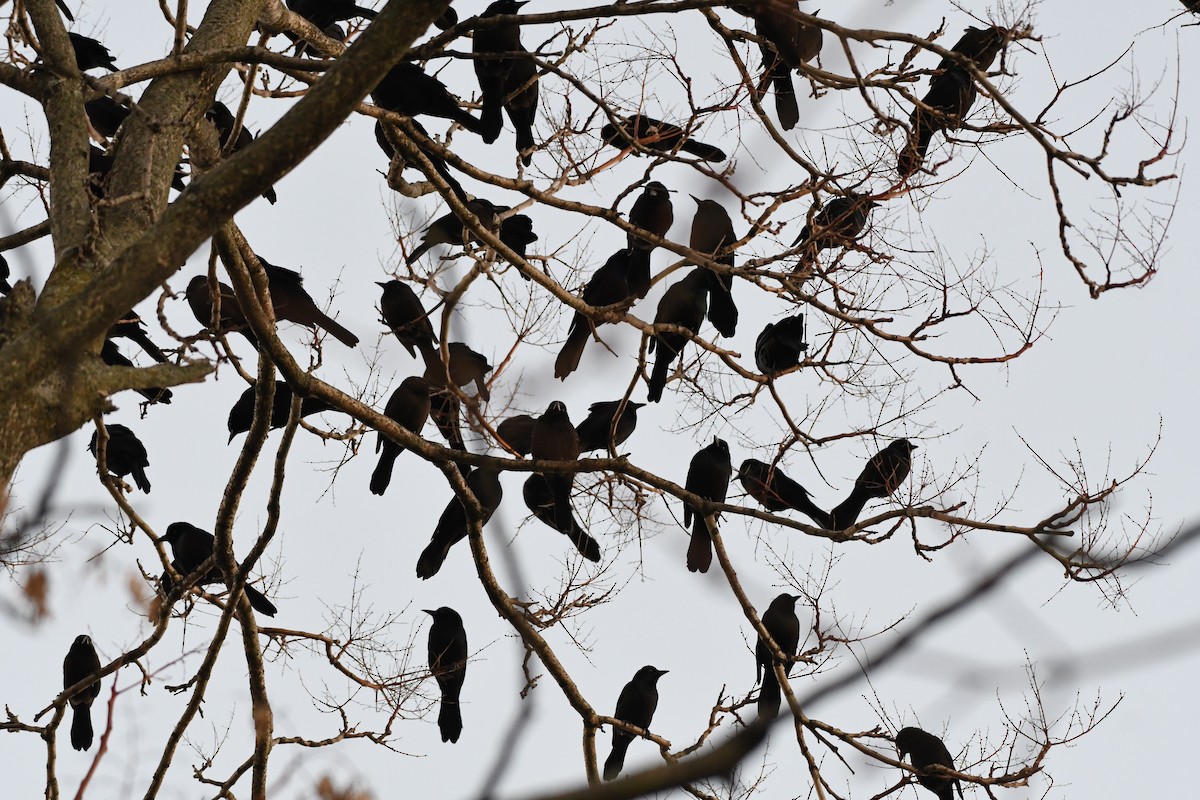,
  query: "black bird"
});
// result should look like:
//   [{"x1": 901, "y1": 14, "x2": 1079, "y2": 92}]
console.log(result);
[
  {"x1": 830, "y1": 439, "x2": 916, "y2": 529},
  {"x1": 0, "y1": 253, "x2": 11, "y2": 294},
  {"x1": 756, "y1": 592, "x2": 801, "y2": 717},
  {"x1": 416, "y1": 467, "x2": 504, "y2": 579},
  {"x1": 158, "y1": 522, "x2": 278, "y2": 616},
  {"x1": 435, "y1": 8, "x2": 459, "y2": 29},
  {"x1": 68, "y1": 33, "x2": 117, "y2": 71},
  {"x1": 895, "y1": 727, "x2": 964, "y2": 800},
  {"x1": 530, "y1": 401, "x2": 580, "y2": 531},
  {"x1": 422, "y1": 341, "x2": 493, "y2": 401},
  {"x1": 227, "y1": 380, "x2": 335, "y2": 441},
  {"x1": 257, "y1": 257, "x2": 359, "y2": 347},
  {"x1": 499, "y1": 213, "x2": 538, "y2": 268},
  {"x1": 100, "y1": 339, "x2": 173, "y2": 404},
  {"x1": 378, "y1": 280, "x2": 438, "y2": 358},
  {"x1": 792, "y1": 194, "x2": 878, "y2": 268},
  {"x1": 63, "y1": 635, "x2": 101, "y2": 751},
  {"x1": 755, "y1": 315, "x2": 806, "y2": 375},
  {"x1": 738, "y1": 458, "x2": 830, "y2": 528},
  {"x1": 370, "y1": 376, "x2": 431, "y2": 496},
  {"x1": 473, "y1": 1, "x2": 538, "y2": 162},
  {"x1": 627, "y1": 181, "x2": 674, "y2": 251},
  {"x1": 603, "y1": 665, "x2": 668, "y2": 781},
  {"x1": 107, "y1": 310, "x2": 169, "y2": 363},
  {"x1": 575, "y1": 400, "x2": 643, "y2": 453},
  {"x1": 683, "y1": 436, "x2": 732, "y2": 573},
  {"x1": 601, "y1": 115, "x2": 727, "y2": 162},
  {"x1": 522, "y1": 473, "x2": 602, "y2": 562},
  {"x1": 554, "y1": 247, "x2": 652, "y2": 380},
  {"x1": 897, "y1": 66, "x2": 979, "y2": 177},
  {"x1": 646, "y1": 268, "x2": 708, "y2": 403},
  {"x1": 425, "y1": 607, "x2": 468, "y2": 743},
  {"x1": 206, "y1": 101, "x2": 277, "y2": 203},
  {"x1": 496, "y1": 413, "x2": 536, "y2": 455},
  {"x1": 736, "y1": 1, "x2": 822, "y2": 130},
  {"x1": 371, "y1": 62, "x2": 485, "y2": 135},
  {"x1": 689, "y1": 197, "x2": 738, "y2": 337},
  {"x1": 937, "y1": 26, "x2": 1008, "y2": 73},
  {"x1": 84, "y1": 95, "x2": 130, "y2": 139},
  {"x1": 287, "y1": 0, "x2": 376, "y2": 29},
  {"x1": 88, "y1": 423, "x2": 151, "y2": 493},
  {"x1": 405, "y1": 199, "x2": 501, "y2": 265},
  {"x1": 186, "y1": 274, "x2": 258, "y2": 348}
]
